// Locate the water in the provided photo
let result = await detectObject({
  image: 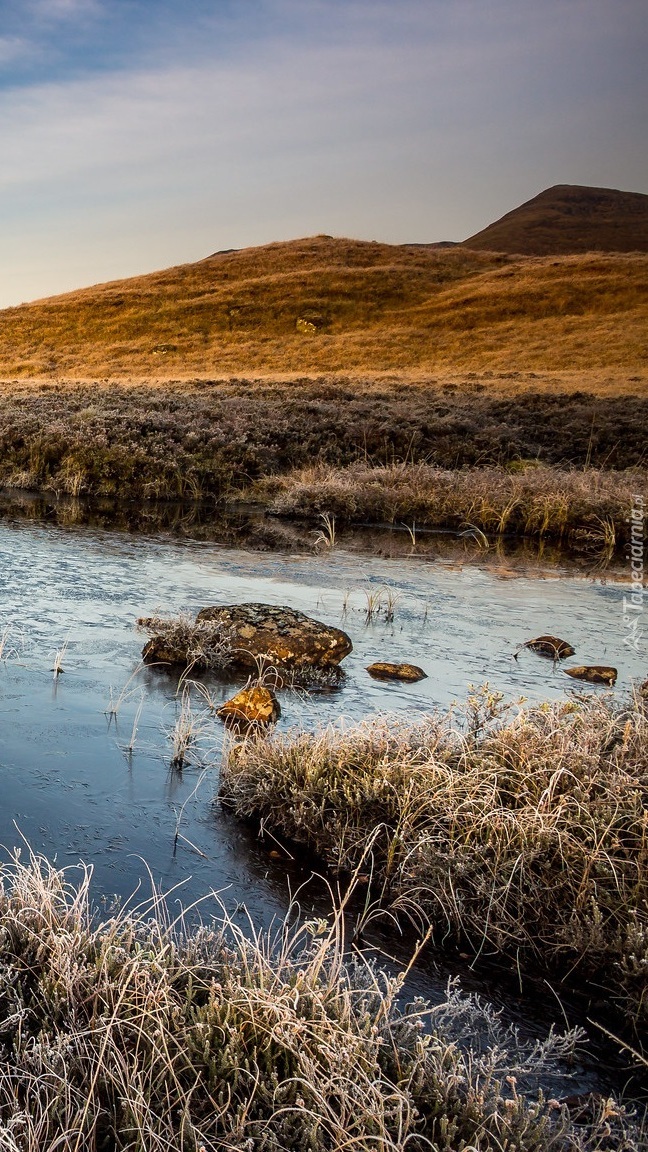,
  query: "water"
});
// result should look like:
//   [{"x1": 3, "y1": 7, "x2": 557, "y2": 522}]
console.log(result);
[{"x1": 0, "y1": 513, "x2": 644, "y2": 1098}]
